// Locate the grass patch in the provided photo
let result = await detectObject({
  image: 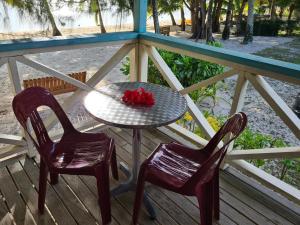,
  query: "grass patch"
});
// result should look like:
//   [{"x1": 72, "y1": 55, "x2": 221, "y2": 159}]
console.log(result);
[{"x1": 255, "y1": 38, "x2": 300, "y2": 64}]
